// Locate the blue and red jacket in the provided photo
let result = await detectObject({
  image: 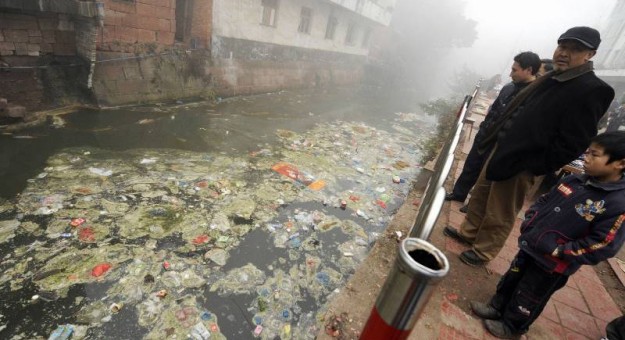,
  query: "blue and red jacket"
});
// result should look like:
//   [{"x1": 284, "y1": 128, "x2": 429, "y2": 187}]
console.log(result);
[{"x1": 519, "y1": 173, "x2": 625, "y2": 276}]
